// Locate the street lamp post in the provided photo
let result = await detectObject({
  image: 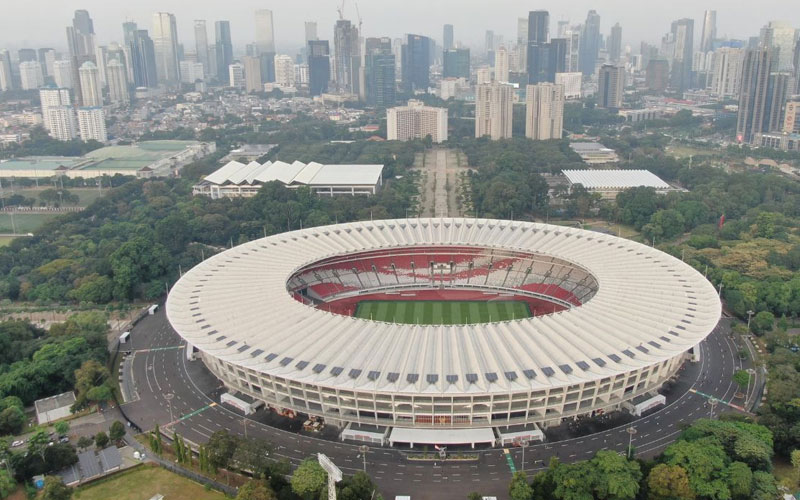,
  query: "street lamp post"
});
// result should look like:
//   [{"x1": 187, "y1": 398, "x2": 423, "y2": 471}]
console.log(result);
[
  {"x1": 358, "y1": 445, "x2": 368, "y2": 473},
  {"x1": 626, "y1": 427, "x2": 637, "y2": 459},
  {"x1": 746, "y1": 310, "x2": 755, "y2": 331},
  {"x1": 717, "y1": 283, "x2": 724, "y2": 297},
  {"x1": 709, "y1": 398, "x2": 719, "y2": 419},
  {"x1": 520, "y1": 440, "x2": 530, "y2": 472}
]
